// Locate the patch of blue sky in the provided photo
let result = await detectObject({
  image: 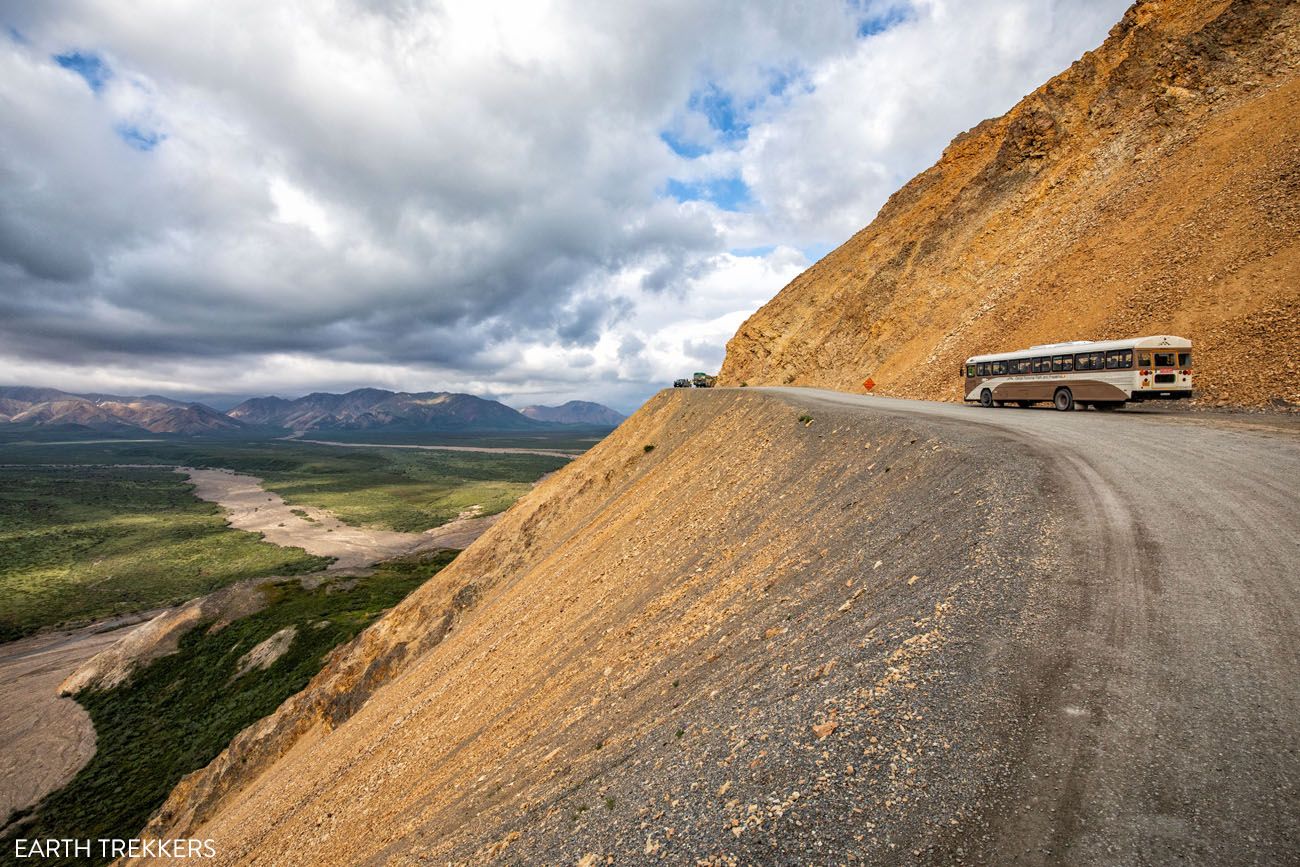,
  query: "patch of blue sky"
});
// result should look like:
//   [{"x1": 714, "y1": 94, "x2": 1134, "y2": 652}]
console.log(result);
[
  {"x1": 802, "y1": 242, "x2": 836, "y2": 263},
  {"x1": 660, "y1": 130, "x2": 710, "y2": 159},
  {"x1": 665, "y1": 176, "x2": 751, "y2": 212},
  {"x1": 730, "y1": 245, "x2": 776, "y2": 258},
  {"x1": 855, "y1": 3, "x2": 913, "y2": 38},
  {"x1": 115, "y1": 123, "x2": 165, "y2": 151},
  {"x1": 688, "y1": 83, "x2": 749, "y2": 143},
  {"x1": 765, "y1": 64, "x2": 813, "y2": 99},
  {"x1": 54, "y1": 50, "x2": 111, "y2": 93},
  {"x1": 667, "y1": 67, "x2": 810, "y2": 159}
]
